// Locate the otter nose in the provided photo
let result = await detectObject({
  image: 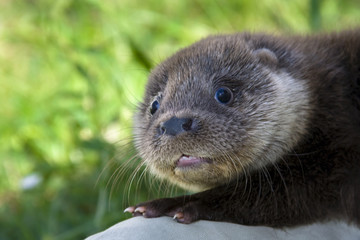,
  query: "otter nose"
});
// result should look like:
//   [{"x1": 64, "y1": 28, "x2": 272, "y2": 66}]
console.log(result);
[{"x1": 159, "y1": 117, "x2": 196, "y2": 136}]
